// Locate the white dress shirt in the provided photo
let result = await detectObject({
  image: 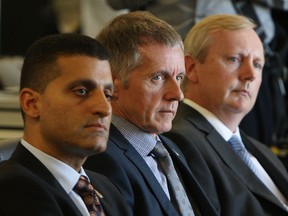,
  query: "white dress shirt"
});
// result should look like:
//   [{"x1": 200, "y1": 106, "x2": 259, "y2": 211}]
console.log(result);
[
  {"x1": 183, "y1": 99, "x2": 288, "y2": 209},
  {"x1": 21, "y1": 139, "x2": 91, "y2": 216}
]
